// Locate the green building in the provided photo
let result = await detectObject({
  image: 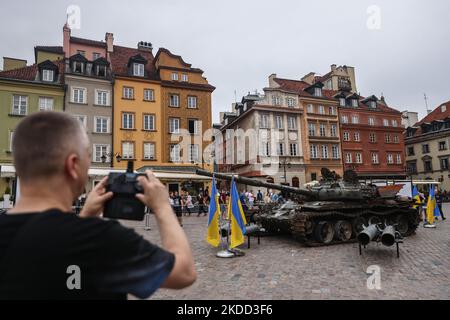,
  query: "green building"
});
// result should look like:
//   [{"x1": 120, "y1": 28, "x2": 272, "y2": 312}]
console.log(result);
[{"x1": 0, "y1": 60, "x2": 65, "y2": 196}]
